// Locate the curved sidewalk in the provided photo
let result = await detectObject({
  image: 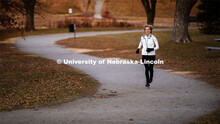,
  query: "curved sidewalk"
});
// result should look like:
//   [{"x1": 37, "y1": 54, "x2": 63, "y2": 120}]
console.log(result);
[{"x1": 0, "y1": 30, "x2": 219, "y2": 124}]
